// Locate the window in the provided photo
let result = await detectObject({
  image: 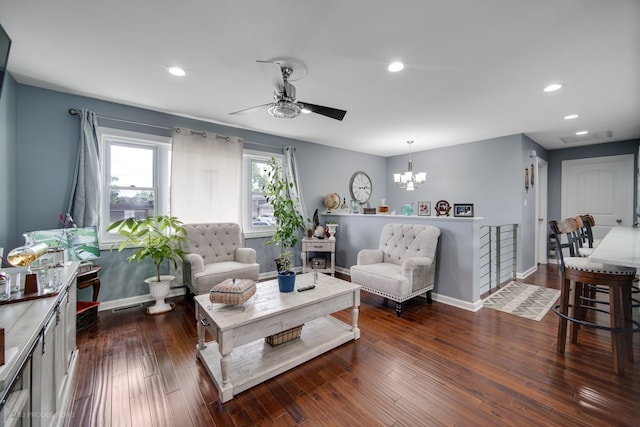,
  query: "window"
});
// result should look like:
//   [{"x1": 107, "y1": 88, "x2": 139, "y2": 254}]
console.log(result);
[
  {"x1": 242, "y1": 150, "x2": 282, "y2": 237},
  {"x1": 98, "y1": 127, "x2": 171, "y2": 245}
]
